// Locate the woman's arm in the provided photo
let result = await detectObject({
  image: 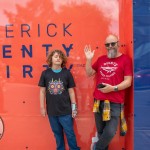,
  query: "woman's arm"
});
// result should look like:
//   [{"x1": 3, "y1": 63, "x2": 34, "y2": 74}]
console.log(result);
[
  {"x1": 40, "y1": 87, "x2": 46, "y2": 116},
  {"x1": 68, "y1": 88, "x2": 77, "y2": 118}
]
